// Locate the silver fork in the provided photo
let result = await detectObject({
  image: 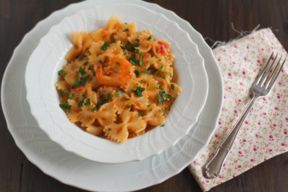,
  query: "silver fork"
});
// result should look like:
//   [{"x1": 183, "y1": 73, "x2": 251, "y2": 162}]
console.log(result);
[{"x1": 202, "y1": 52, "x2": 286, "y2": 179}]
